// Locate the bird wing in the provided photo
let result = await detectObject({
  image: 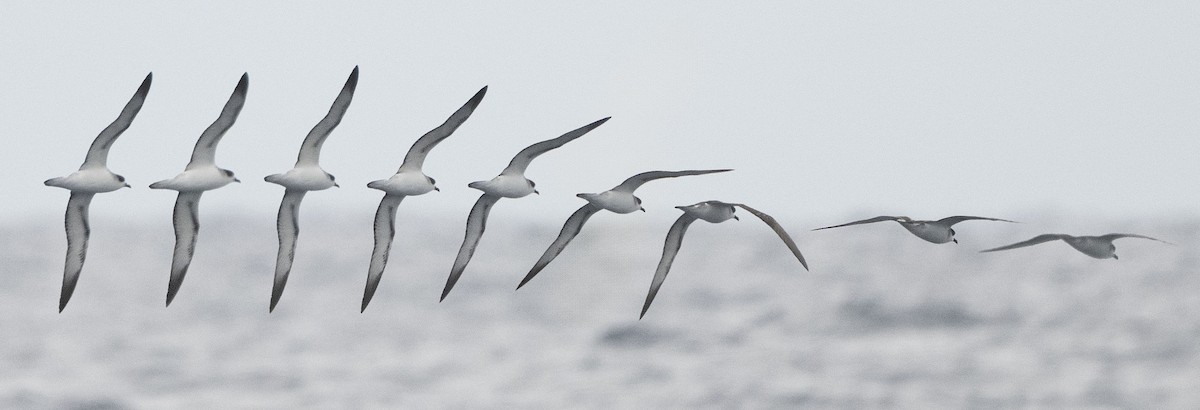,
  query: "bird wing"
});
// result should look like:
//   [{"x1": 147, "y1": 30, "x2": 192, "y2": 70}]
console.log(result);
[
  {"x1": 500, "y1": 117, "x2": 609, "y2": 175},
  {"x1": 81, "y1": 73, "x2": 152, "y2": 169},
  {"x1": 269, "y1": 189, "x2": 306, "y2": 312},
  {"x1": 516, "y1": 204, "x2": 601, "y2": 289},
  {"x1": 1098, "y1": 233, "x2": 1173, "y2": 245},
  {"x1": 812, "y1": 216, "x2": 904, "y2": 231},
  {"x1": 398, "y1": 86, "x2": 487, "y2": 172},
  {"x1": 440, "y1": 194, "x2": 502, "y2": 301},
  {"x1": 58, "y1": 192, "x2": 94, "y2": 312},
  {"x1": 640, "y1": 213, "x2": 698, "y2": 319},
  {"x1": 733, "y1": 203, "x2": 808, "y2": 270},
  {"x1": 610, "y1": 169, "x2": 733, "y2": 193},
  {"x1": 165, "y1": 192, "x2": 202, "y2": 307},
  {"x1": 361, "y1": 194, "x2": 405, "y2": 312},
  {"x1": 186, "y1": 73, "x2": 249, "y2": 169},
  {"x1": 296, "y1": 67, "x2": 359, "y2": 167},
  {"x1": 935, "y1": 215, "x2": 1017, "y2": 226},
  {"x1": 979, "y1": 234, "x2": 1070, "y2": 253}
]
